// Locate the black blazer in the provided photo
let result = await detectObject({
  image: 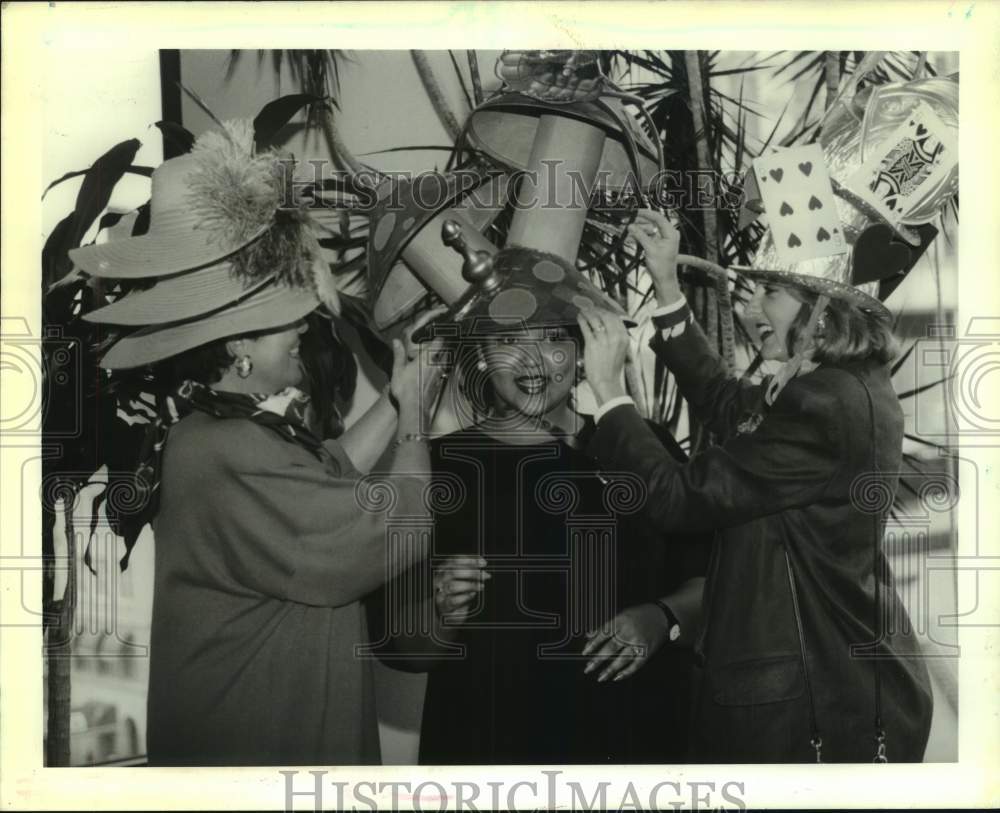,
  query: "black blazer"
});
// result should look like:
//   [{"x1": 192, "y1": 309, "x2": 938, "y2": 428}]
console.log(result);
[{"x1": 587, "y1": 316, "x2": 933, "y2": 763}]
